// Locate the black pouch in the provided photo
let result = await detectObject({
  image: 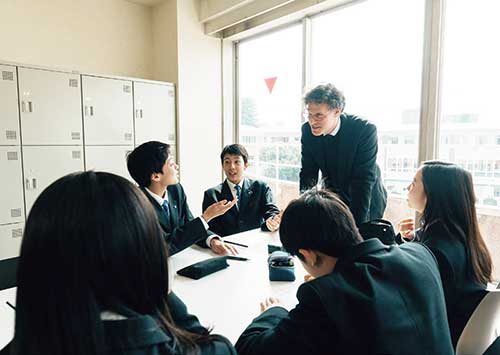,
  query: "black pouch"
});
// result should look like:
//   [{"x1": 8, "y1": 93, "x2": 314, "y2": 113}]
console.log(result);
[
  {"x1": 176, "y1": 257, "x2": 229, "y2": 280},
  {"x1": 358, "y1": 218, "x2": 396, "y2": 245},
  {"x1": 268, "y1": 244, "x2": 285, "y2": 254}
]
